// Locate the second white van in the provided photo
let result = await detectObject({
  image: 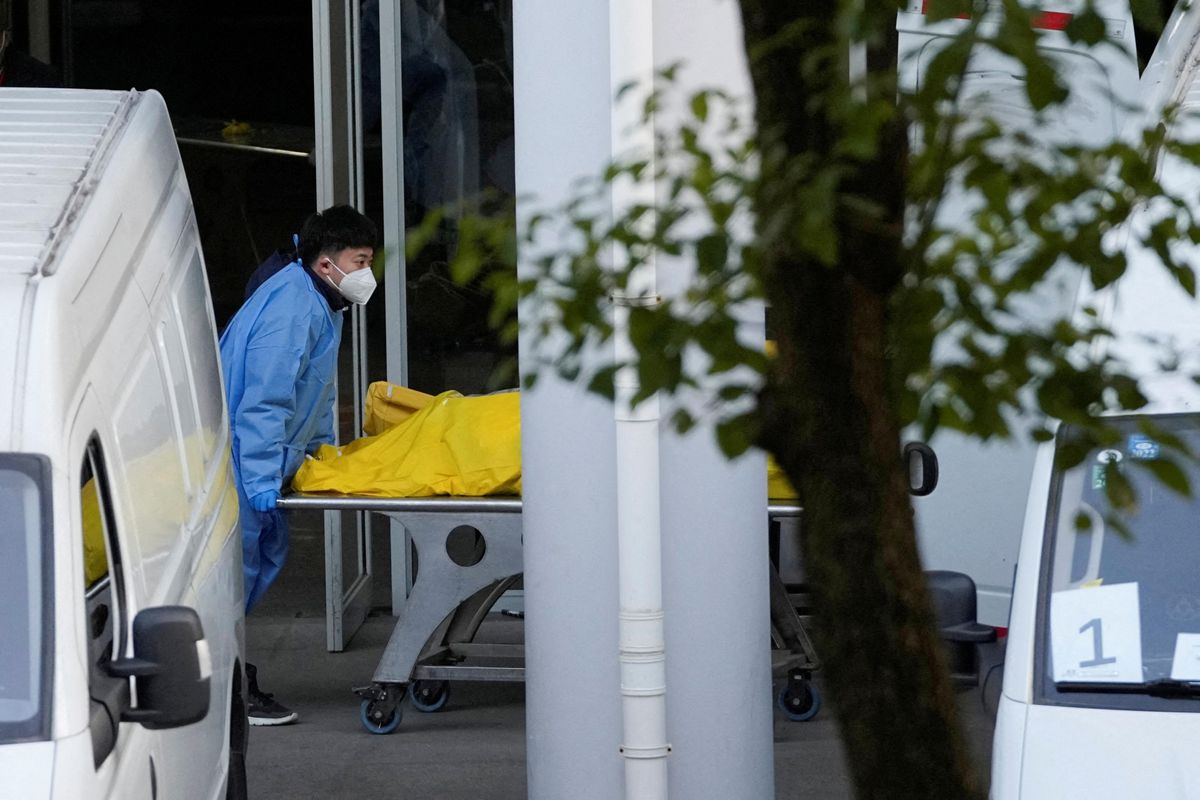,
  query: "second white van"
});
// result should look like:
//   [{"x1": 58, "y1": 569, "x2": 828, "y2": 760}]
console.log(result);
[
  {"x1": 896, "y1": 0, "x2": 1142, "y2": 625},
  {"x1": 992, "y1": 8, "x2": 1200, "y2": 791}
]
